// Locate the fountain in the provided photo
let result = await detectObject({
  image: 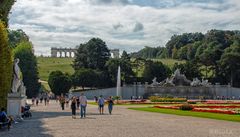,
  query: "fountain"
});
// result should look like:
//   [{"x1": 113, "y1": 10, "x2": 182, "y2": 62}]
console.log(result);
[
  {"x1": 116, "y1": 66, "x2": 121, "y2": 97},
  {"x1": 145, "y1": 69, "x2": 213, "y2": 99}
]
